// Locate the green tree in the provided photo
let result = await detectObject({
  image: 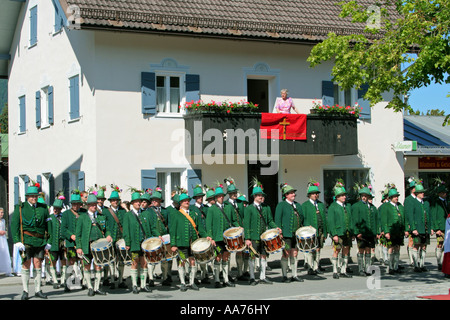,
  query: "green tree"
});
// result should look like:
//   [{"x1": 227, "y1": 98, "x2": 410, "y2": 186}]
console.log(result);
[
  {"x1": 0, "y1": 104, "x2": 8, "y2": 134},
  {"x1": 307, "y1": 0, "x2": 450, "y2": 126}
]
